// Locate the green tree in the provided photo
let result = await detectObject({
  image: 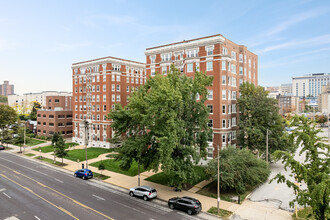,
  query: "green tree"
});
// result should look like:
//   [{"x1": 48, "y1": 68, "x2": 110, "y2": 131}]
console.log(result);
[
  {"x1": 55, "y1": 134, "x2": 67, "y2": 164},
  {"x1": 272, "y1": 115, "x2": 329, "y2": 220},
  {"x1": 0, "y1": 128, "x2": 12, "y2": 146},
  {"x1": 109, "y1": 65, "x2": 213, "y2": 189},
  {"x1": 0, "y1": 105, "x2": 17, "y2": 129},
  {"x1": 238, "y1": 83, "x2": 293, "y2": 157},
  {"x1": 206, "y1": 147, "x2": 270, "y2": 194},
  {"x1": 315, "y1": 115, "x2": 328, "y2": 125},
  {"x1": 98, "y1": 162, "x2": 105, "y2": 176},
  {"x1": 14, "y1": 126, "x2": 25, "y2": 152},
  {"x1": 51, "y1": 133, "x2": 60, "y2": 163},
  {"x1": 29, "y1": 101, "x2": 41, "y2": 121},
  {"x1": 0, "y1": 95, "x2": 8, "y2": 103}
]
